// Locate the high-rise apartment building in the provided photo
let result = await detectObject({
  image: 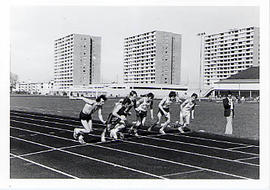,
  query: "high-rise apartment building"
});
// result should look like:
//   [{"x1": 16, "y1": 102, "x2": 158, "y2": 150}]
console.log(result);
[
  {"x1": 54, "y1": 34, "x2": 101, "y2": 90},
  {"x1": 123, "y1": 31, "x2": 182, "y2": 84},
  {"x1": 202, "y1": 26, "x2": 260, "y2": 88}
]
